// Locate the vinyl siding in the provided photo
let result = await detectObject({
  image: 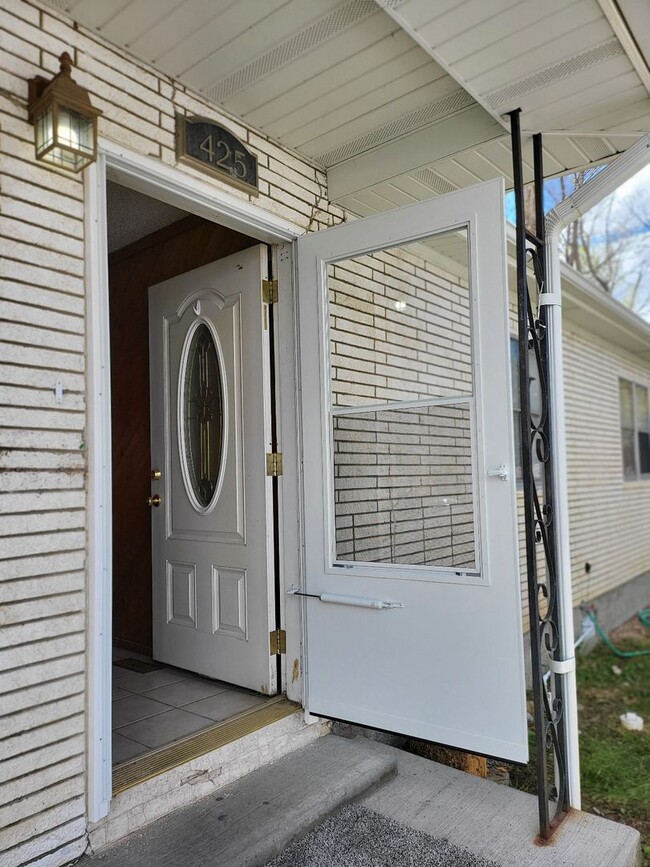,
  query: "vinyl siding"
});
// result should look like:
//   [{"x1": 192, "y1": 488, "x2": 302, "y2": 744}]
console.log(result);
[
  {"x1": 509, "y1": 303, "x2": 650, "y2": 634},
  {"x1": 563, "y1": 325, "x2": 650, "y2": 604}
]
